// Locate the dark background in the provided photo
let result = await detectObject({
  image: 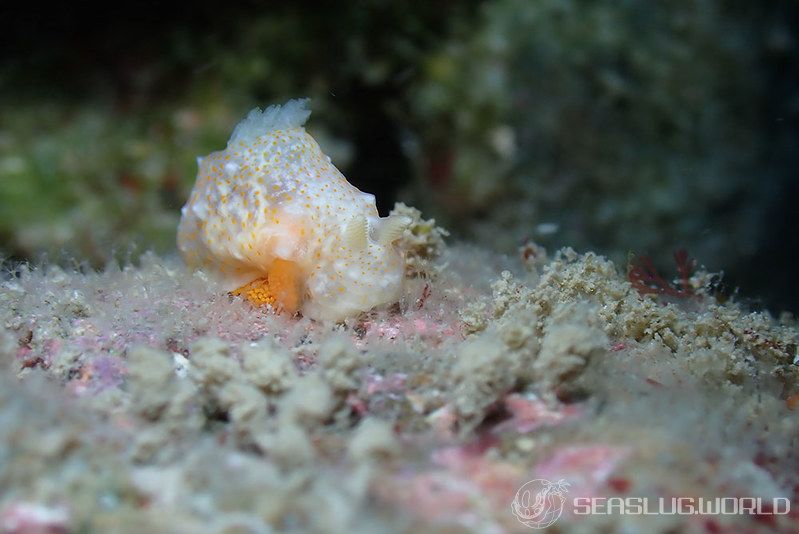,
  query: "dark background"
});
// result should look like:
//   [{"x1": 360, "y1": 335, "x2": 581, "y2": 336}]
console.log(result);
[{"x1": 1, "y1": 1, "x2": 797, "y2": 314}]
